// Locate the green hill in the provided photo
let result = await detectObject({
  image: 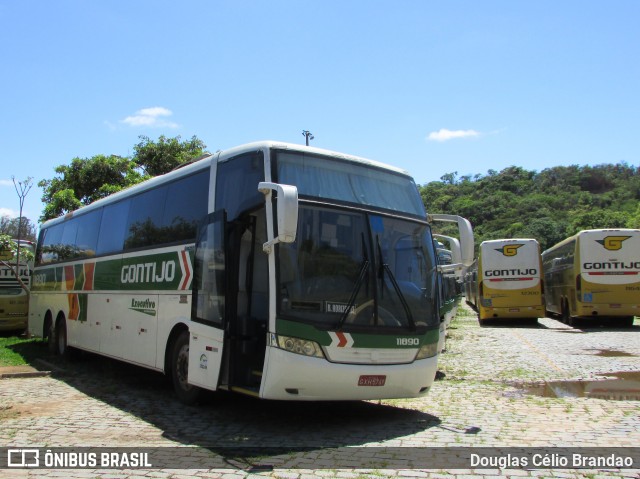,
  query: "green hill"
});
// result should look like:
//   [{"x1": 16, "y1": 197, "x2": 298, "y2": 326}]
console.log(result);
[{"x1": 419, "y1": 163, "x2": 640, "y2": 251}]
